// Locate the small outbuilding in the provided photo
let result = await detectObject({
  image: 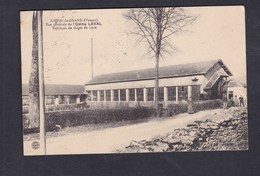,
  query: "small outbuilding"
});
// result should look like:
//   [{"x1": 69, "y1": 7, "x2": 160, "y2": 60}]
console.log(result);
[
  {"x1": 226, "y1": 79, "x2": 247, "y2": 101},
  {"x1": 22, "y1": 84, "x2": 86, "y2": 106}
]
